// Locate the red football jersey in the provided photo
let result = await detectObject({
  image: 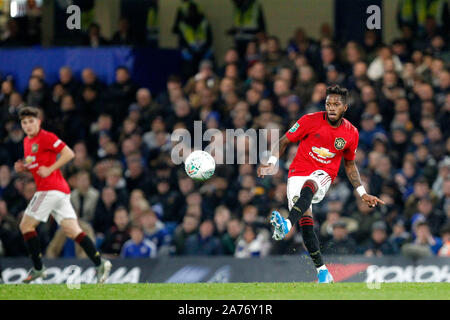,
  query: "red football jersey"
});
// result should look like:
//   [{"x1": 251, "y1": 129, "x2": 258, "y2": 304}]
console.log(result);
[
  {"x1": 23, "y1": 129, "x2": 71, "y2": 194},
  {"x1": 285, "y1": 111, "x2": 359, "y2": 181}
]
